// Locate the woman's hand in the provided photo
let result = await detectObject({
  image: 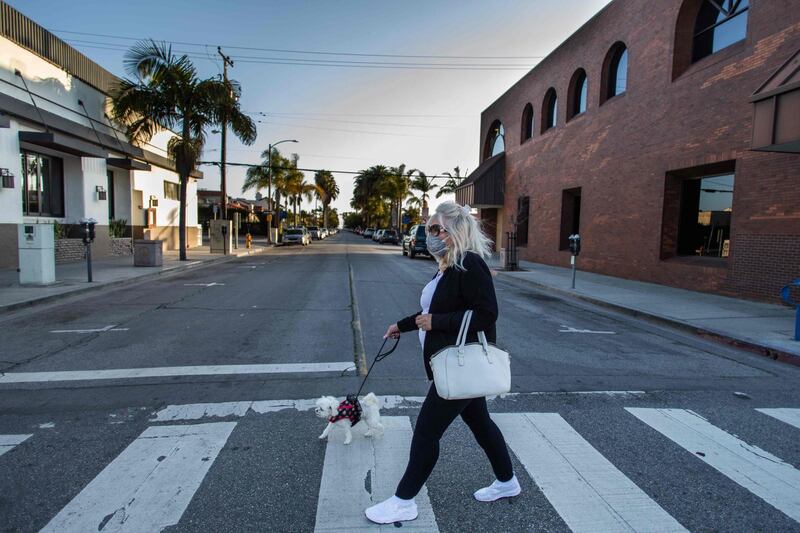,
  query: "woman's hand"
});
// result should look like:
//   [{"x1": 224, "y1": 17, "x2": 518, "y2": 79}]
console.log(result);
[
  {"x1": 384, "y1": 323, "x2": 401, "y2": 339},
  {"x1": 415, "y1": 314, "x2": 433, "y2": 331}
]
